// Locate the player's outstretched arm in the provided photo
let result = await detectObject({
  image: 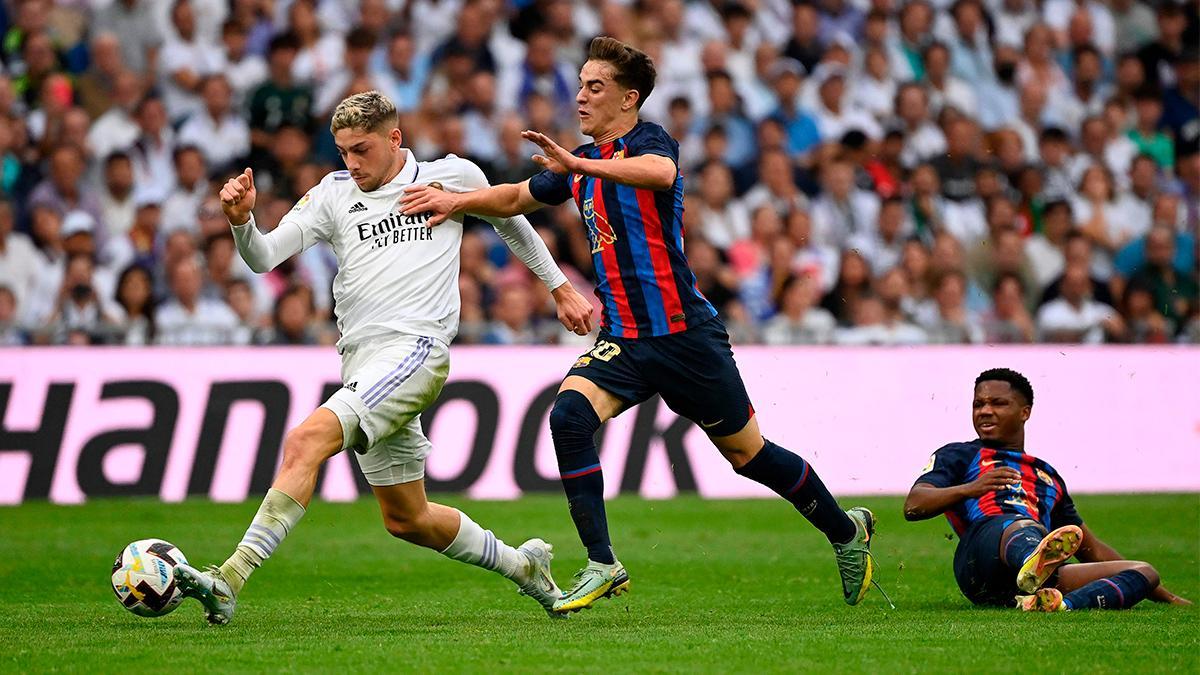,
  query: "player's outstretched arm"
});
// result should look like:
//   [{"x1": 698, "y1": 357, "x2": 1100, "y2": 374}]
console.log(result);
[
  {"x1": 903, "y1": 468, "x2": 1023, "y2": 521},
  {"x1": 522, "y1": 130, "x2": 676, "y2": 191},
  {"x1": 1075, "y1": 524, "x2": 1191, "y2": 605},
  {"x1": 221, "y1": 168, "x2": 306, "y2": 273},
  {"x1": 485, "y1": 212, "x2": 594, "y2": 335},
  {"x1": 401, "y1": 180, "x2": 543, "y2": 225}
]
